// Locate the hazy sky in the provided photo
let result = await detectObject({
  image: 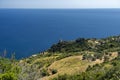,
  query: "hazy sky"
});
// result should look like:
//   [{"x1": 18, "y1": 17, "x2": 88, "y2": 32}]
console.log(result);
[{"x1": 0, "y1": 0, "x2": 120, "y2": 8}]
